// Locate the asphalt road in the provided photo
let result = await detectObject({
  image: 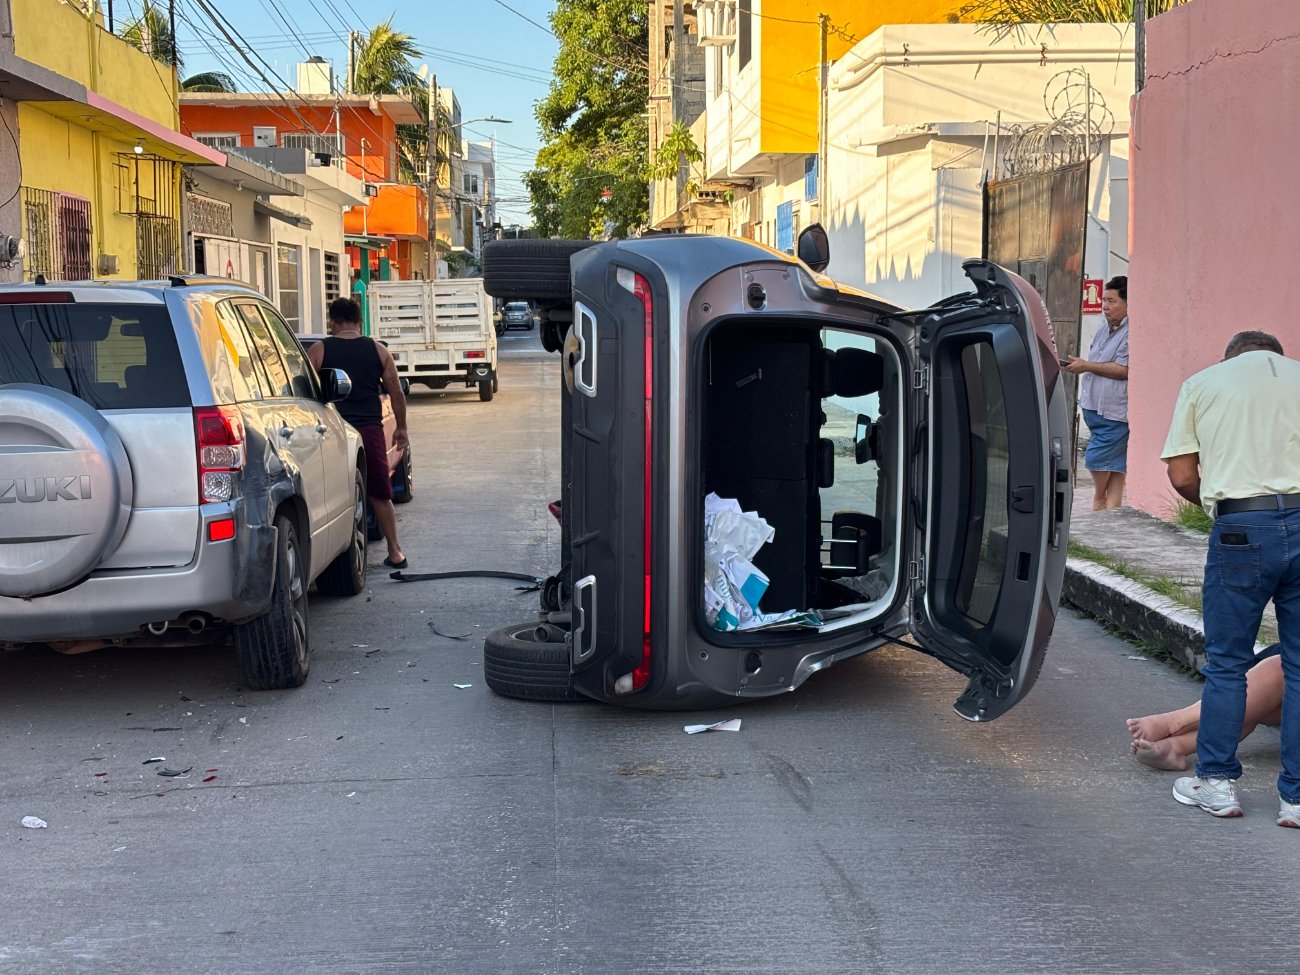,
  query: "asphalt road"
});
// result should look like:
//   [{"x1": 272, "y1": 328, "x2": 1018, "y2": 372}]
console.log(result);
[{"x1": 3, "y1": 332, "x2": 1297, "y2": 975}]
